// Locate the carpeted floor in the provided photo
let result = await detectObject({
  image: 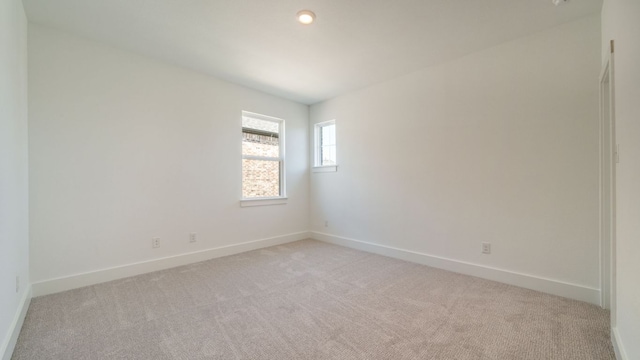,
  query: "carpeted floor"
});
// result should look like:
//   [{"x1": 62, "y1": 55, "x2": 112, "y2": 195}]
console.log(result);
[{"x1": 13, "y1": 239, "x2": 614, "y2": 359}]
